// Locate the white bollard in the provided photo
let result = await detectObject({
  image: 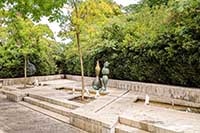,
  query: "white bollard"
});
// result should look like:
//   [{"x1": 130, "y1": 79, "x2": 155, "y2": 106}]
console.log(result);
[
  {"x1": 34, "y1": 79, "x2": 39, "y2": 86},
  {"x1": 72, "y1": 88, "x2": 75, "y2": 95},
  {"x1": 144, "y1": 94, "x2": 150, "y2": 105}
]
